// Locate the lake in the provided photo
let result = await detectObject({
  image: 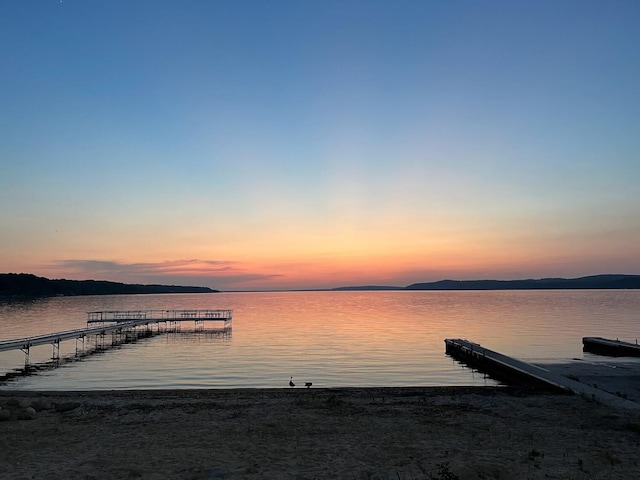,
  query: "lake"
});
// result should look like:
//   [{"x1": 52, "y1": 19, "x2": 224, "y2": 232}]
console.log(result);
[{"x1": 1, "y1": 290, "x2": 639, "y2": 390}]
